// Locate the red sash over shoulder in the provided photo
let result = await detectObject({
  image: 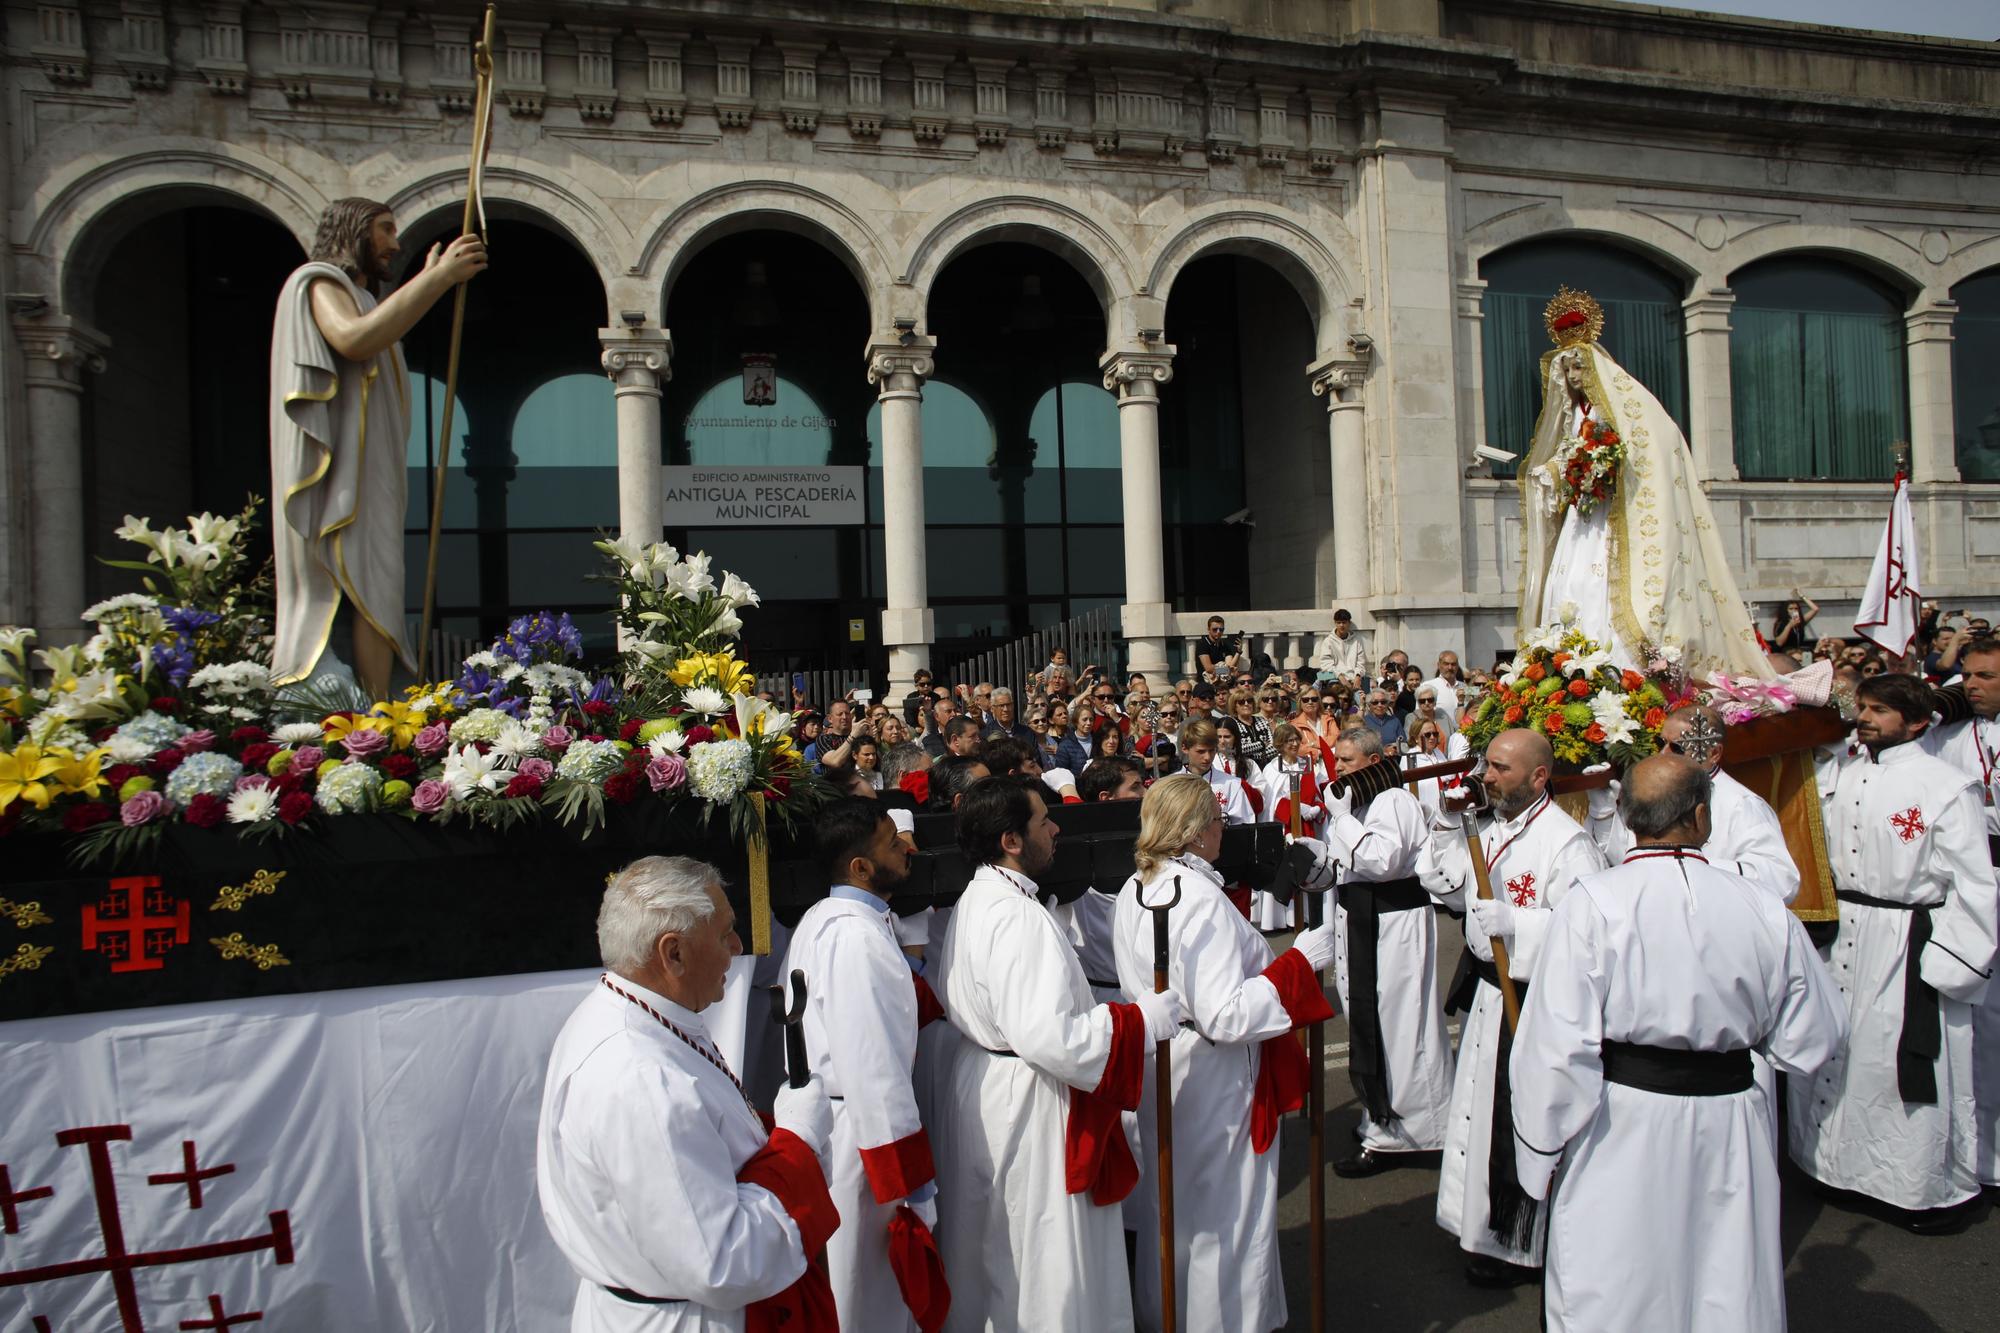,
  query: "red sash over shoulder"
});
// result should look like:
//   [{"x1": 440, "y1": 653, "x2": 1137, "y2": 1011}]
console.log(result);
[
  {"x1": 1064, "y1": 1000, "x2": 1146, "y2": 1204},
  {"x1": 739, "y1": 1126, "x2": 842, "y2": 1333}
]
